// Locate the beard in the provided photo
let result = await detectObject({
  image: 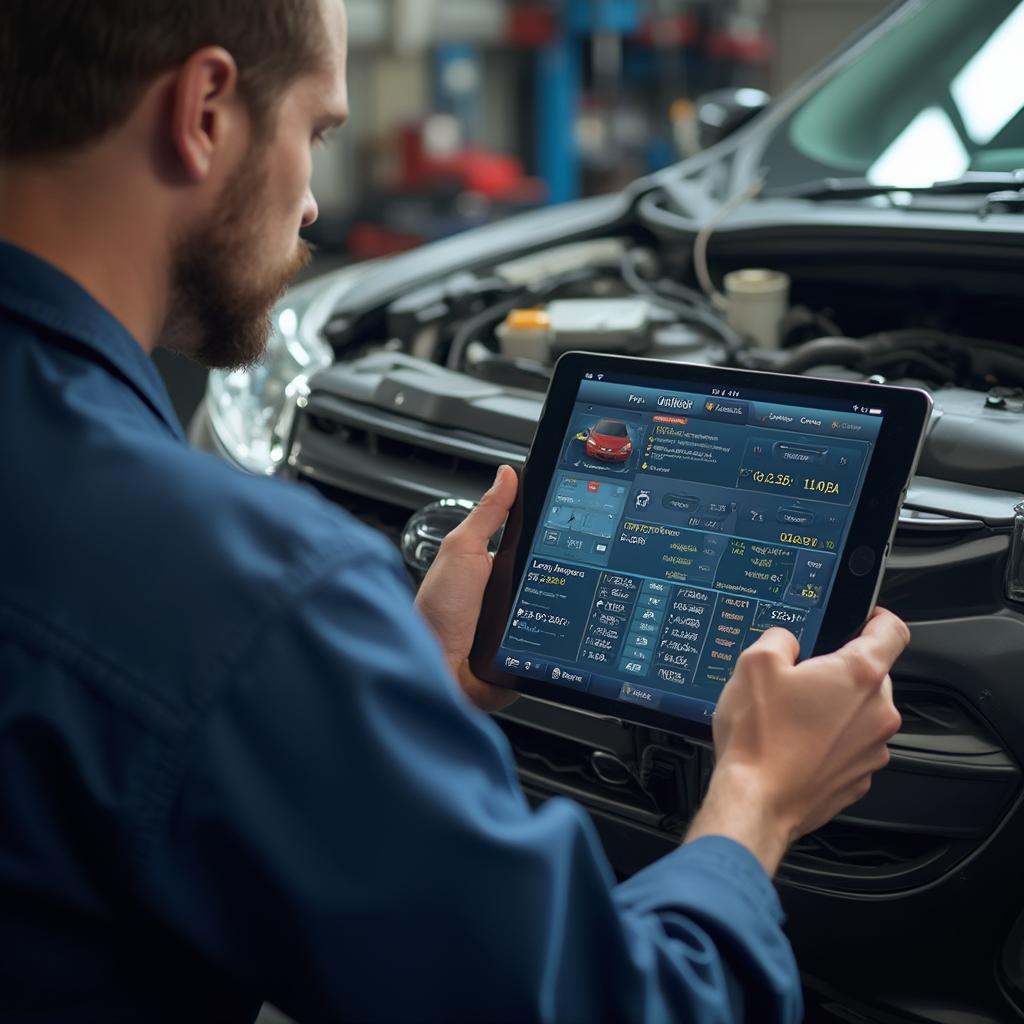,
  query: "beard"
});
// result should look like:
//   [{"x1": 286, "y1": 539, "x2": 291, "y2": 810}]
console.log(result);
[{"x1": 161, "y1": 152, "x2": 314, "y2": 371}]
